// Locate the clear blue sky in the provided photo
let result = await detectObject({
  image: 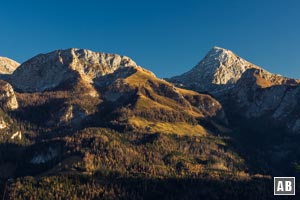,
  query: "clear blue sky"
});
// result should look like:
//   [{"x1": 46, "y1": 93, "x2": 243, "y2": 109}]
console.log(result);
[{"x1": 1, "y1": 0, "x2": 299, "y2": 78}]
